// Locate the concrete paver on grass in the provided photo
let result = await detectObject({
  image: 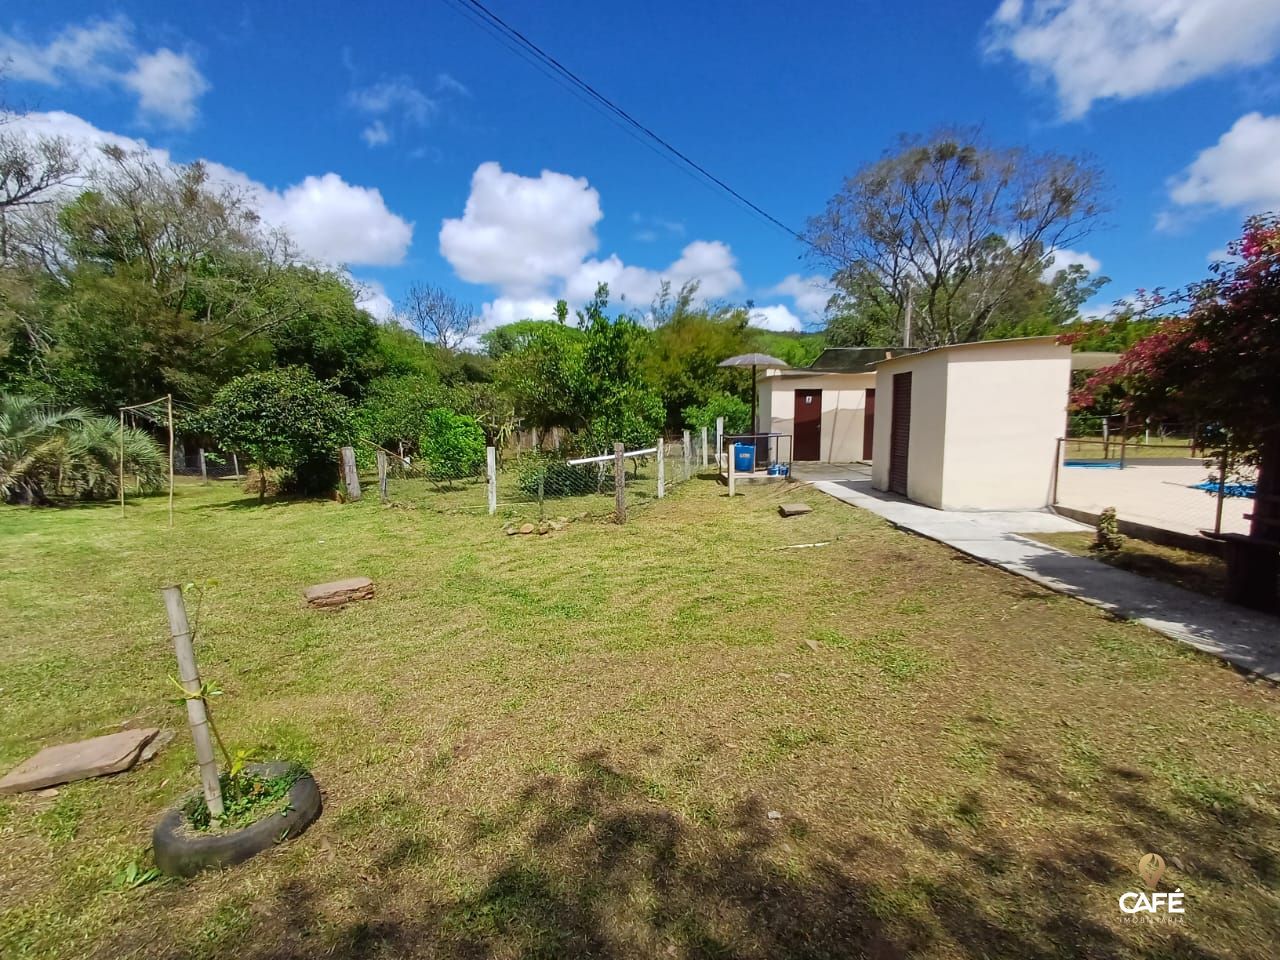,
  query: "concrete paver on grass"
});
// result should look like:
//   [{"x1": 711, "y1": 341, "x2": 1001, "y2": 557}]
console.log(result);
[{"x1": 811, "y1": 477, "x2": 1280, "y2": 682}]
